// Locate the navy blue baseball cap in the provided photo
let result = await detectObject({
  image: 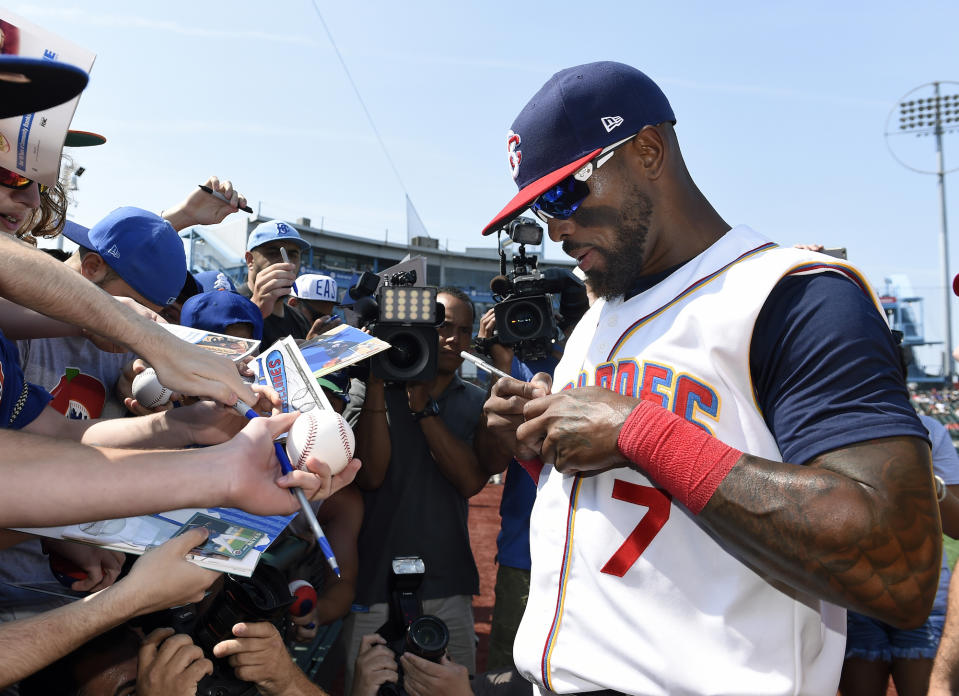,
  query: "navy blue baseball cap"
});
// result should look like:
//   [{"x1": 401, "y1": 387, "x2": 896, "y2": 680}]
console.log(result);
[
  {"x1": 64, "y1": 207, "x2": 187, "y2": 307},
  {"x1": 180, "y1": 291, "x2": 264, "y2": 341},
  {"x1": 482, "y1": 61, "x2": 675, "y2": 235},
  {"x1": 194, "y1": 269, "x2": 237, "y2": 293},
  {"x1": 246, "y1": 220, "x2": 309, "y2": 252},
  {"x1": 0, "y1": 55, "x2": 88, "y2": 119}
]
